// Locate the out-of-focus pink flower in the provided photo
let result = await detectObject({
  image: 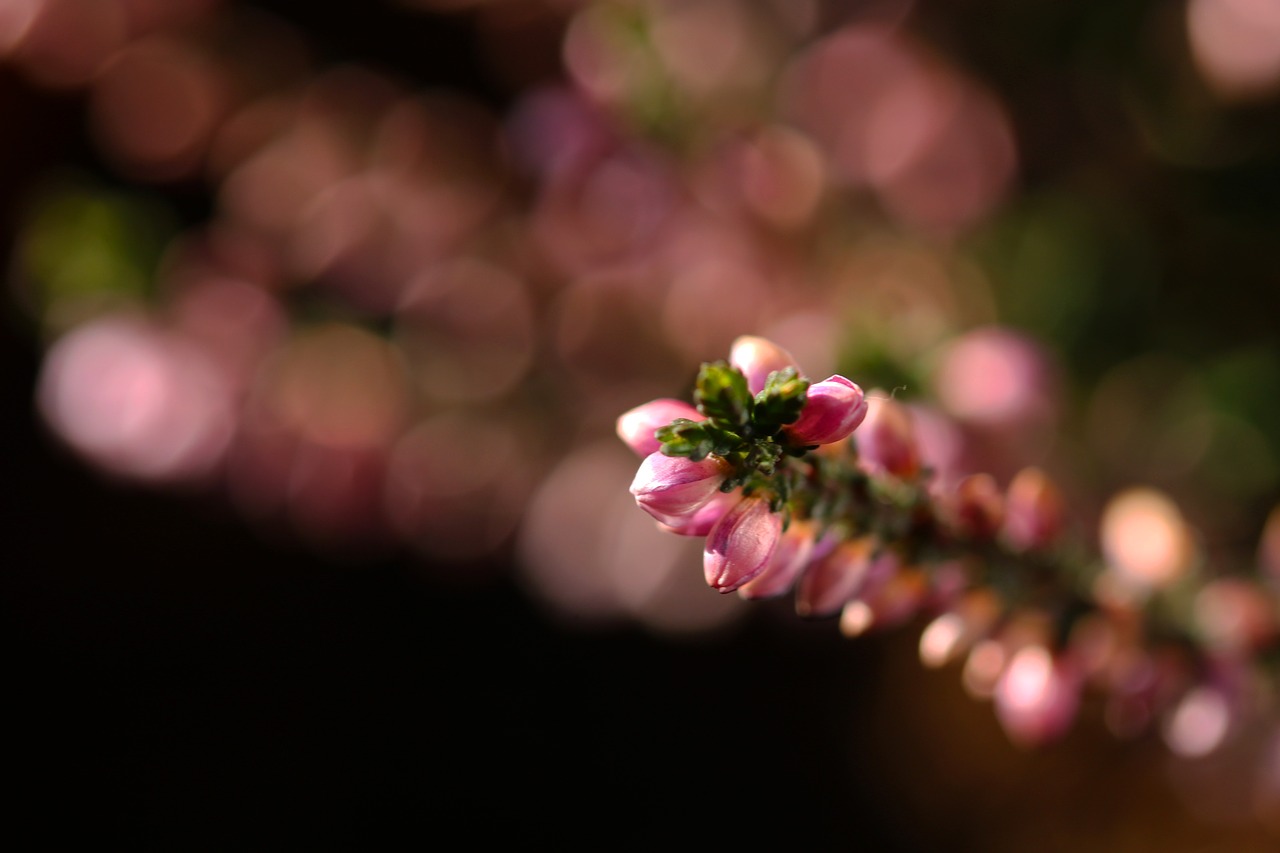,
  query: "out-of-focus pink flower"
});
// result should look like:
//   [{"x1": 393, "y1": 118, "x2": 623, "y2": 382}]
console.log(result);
[
  {"x1": 993, "y1": 645, "x2": 1082, "y2": 747},
  {"x1": 795, "y1": 536, "x2": 877, "y2": 618},
  {"x1": 703, "y1": 494, "x2": 782, "y2": 593},
  {"x1": 616, "y1": 397, "x2": 703, "y2": 457},
  {"x1": 38, "y1": 314, "x2": 234, "y2": 483},
  {"x1": 1001, "y1": 467, "x2": 1065, "y2": 552},
  {"x1": 840, "y1": 567, "x2": 925, "y2": 637},
  {"x1": 1163, "y1": 684, "x2": 1234, "y2": 758},
  {"x1": 1187, "y1": 0, "x2": 1280, "y2": 101},
  {"x1": 1098, "y1": 487, "x2": 1195, "y2": 598},
  {"x1": 784, "y1": 374, "x2": 867, "y2": 447},
  {"x1": 658, "y1": 488, "x2": 739, "y2": 537},
  {"x1": 630, "y1": 451, "x2": 728, "y2": 525},
  {"x1": 918, "y1": 588, "x2": 1002, "y2": 669},
  {"x1": 780, "y1": 25, "x2": 1016, "y2": 232},
  {"x1": 1194, "y1": 577, "x2": 1278, "y2": 654},
  {"x1": 907, "y1": 403, "x2": 967, "y2": 492},
  {"x1": 933, "y1": 327, "x2": 1056, "y2": 429},
  {"x1": 738, "y1": 519, "x2": 817, "y2": 600},
  {"x1": 729, "y1": 334, "x2": 799, "y2": 395},
  {"x1": 963, "y1": 613, "x2": 1053, "y2": 699},
  {"x1": 855, "y1": 397, "x2": 921, "y2": 479},
  {"x1": 937, "y1": 473, "x2": 1006, "y2": 542}
]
